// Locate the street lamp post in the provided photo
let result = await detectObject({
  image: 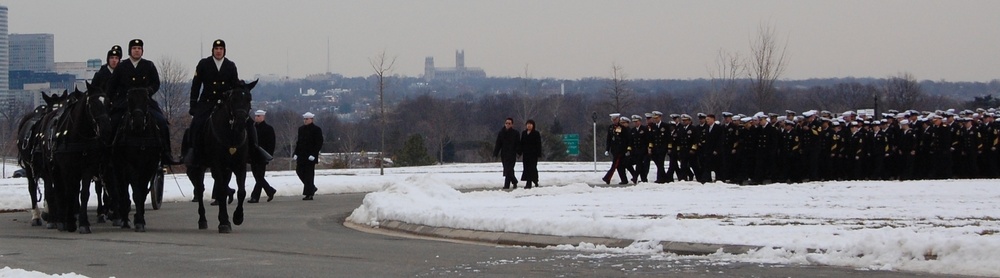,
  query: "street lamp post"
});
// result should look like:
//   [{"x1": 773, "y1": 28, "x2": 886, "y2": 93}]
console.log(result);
[{"x1": 591, "y1": 112, "x2": 598, "y2": 173}]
